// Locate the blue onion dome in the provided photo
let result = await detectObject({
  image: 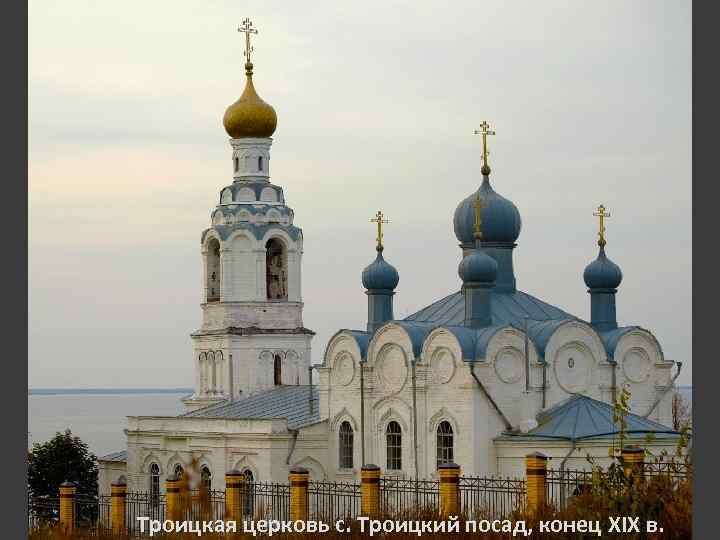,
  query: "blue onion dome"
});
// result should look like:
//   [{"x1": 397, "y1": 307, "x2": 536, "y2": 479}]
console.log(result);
[
  {"x1": 458, "y1": 247, "x2": 498, "y2": 284},
  {"x1": 453, "y1": 175, "x2": 521, "y2": 245},
  {"x1": 362, "y1": 249, "x2": 399, "y2": 291},
  {"x1": 583, "y1": 246, "x2": 623, "y2": 289}
]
